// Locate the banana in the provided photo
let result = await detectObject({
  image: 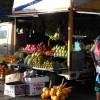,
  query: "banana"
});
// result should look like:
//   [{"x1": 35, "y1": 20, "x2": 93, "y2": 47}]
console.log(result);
[
  {"x1": 53, "y1": 32, "x2": 61, "y2": 40},
  {"x1": 46, "y1": 32, "x2": 62, "y2": 41}
]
